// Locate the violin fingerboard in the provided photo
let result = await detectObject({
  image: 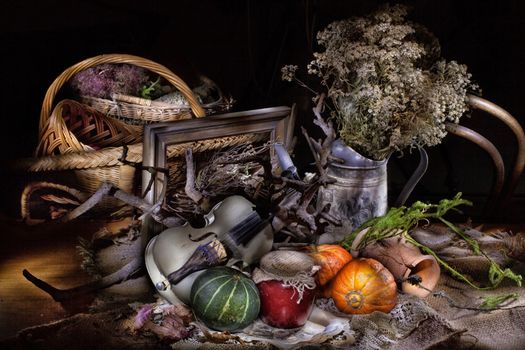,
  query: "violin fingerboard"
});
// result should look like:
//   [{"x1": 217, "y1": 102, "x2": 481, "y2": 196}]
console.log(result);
[{"x1": 228, "y1": 211, "x2": 266, "y2": 246}]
